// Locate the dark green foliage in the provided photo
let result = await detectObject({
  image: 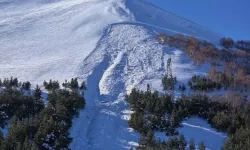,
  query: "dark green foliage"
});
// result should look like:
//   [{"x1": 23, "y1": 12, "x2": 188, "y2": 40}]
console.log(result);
[
  {"x1": 198, "y1": 141, "x2": 205, "y2": 150},
  {"x1": 22, "y1": 81, "x2": 31, "y2": 90},
  {"x1": 22, "y1": 138, "x2": 32, "y2": 150},
  {"x1": 179, "y1": 134, "x2": 187, "y2": 150},
  {"x1": 0, "y1": 88, "x2": 44, "y2": 126},
  {"x1": 33, "y1": 85, "x2": 42, "y2": 99},
  {"x1": 43, "y1": 80, "x2": 60, "y2": 91},
  {"x1": 0, "y1": 77, "x2": 19, "y2": 88},
  {"x1": 129, "y1": 80, "x2": 250, "y2": 150},
  {"x1": 62, "y1": 78, "x2": 86, "y2": 91},
  {"x1": 137, "y1": 132, "x2": 194, "y2": 150},
  {"x1": 188, "y1": 75, "x2": 222, "y2": 92},
  {"x1": 179, "y1": 84, "x2": 186, "y2": 93},
  {"x1": 0, "y1": 130, "x2": 3, "y2": 147},
  {"x1": 0, "y1": 78, "x2": 86, "y2": 150},
  {"x1": 211, "y1": 111, "x2": 231, "y2": 132},
  {"x1": 189, "y1": 138, "x2": 195, "y2": 150},
  {"x1": 223, "y1": 127, "x2": 250, "y2": 150},
  {"x1": 166, "y1": 137, "x2": 180, "y2": 150},
  {"x1": 139, "y1": 130, "x2": 155, "y2": 147},
  {"x1": 1, "y1": 136, "x2": 16, "y2": 150},
  {"x1": 34, "y1": 89, "x2": 85, "y2": 149},
  {"x1": 162, "y1": 75, "x2": 177, "y2": 93},
  {"x1": 129, "y1": 112, "x2": 146, "y2": 133},
  {"x1": 47, "y1": 89, "x2": 85, "y2": 117},
  {"x1": 80, "y1": 81, "x2": 87, "y2": 90},
  {"x1": 126, "y1": 88, "x2": 175, "y2": 133},
  {"x1": 70, "y1": 78, "x2": 78, "y2": 90}
]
